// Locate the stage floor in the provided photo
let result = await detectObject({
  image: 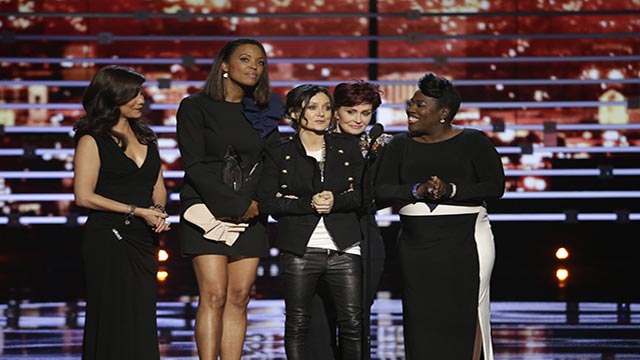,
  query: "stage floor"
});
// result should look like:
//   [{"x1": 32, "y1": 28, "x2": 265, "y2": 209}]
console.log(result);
[{"x1": 1, "y1": 300, "x2": 639, "y2": 359}]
